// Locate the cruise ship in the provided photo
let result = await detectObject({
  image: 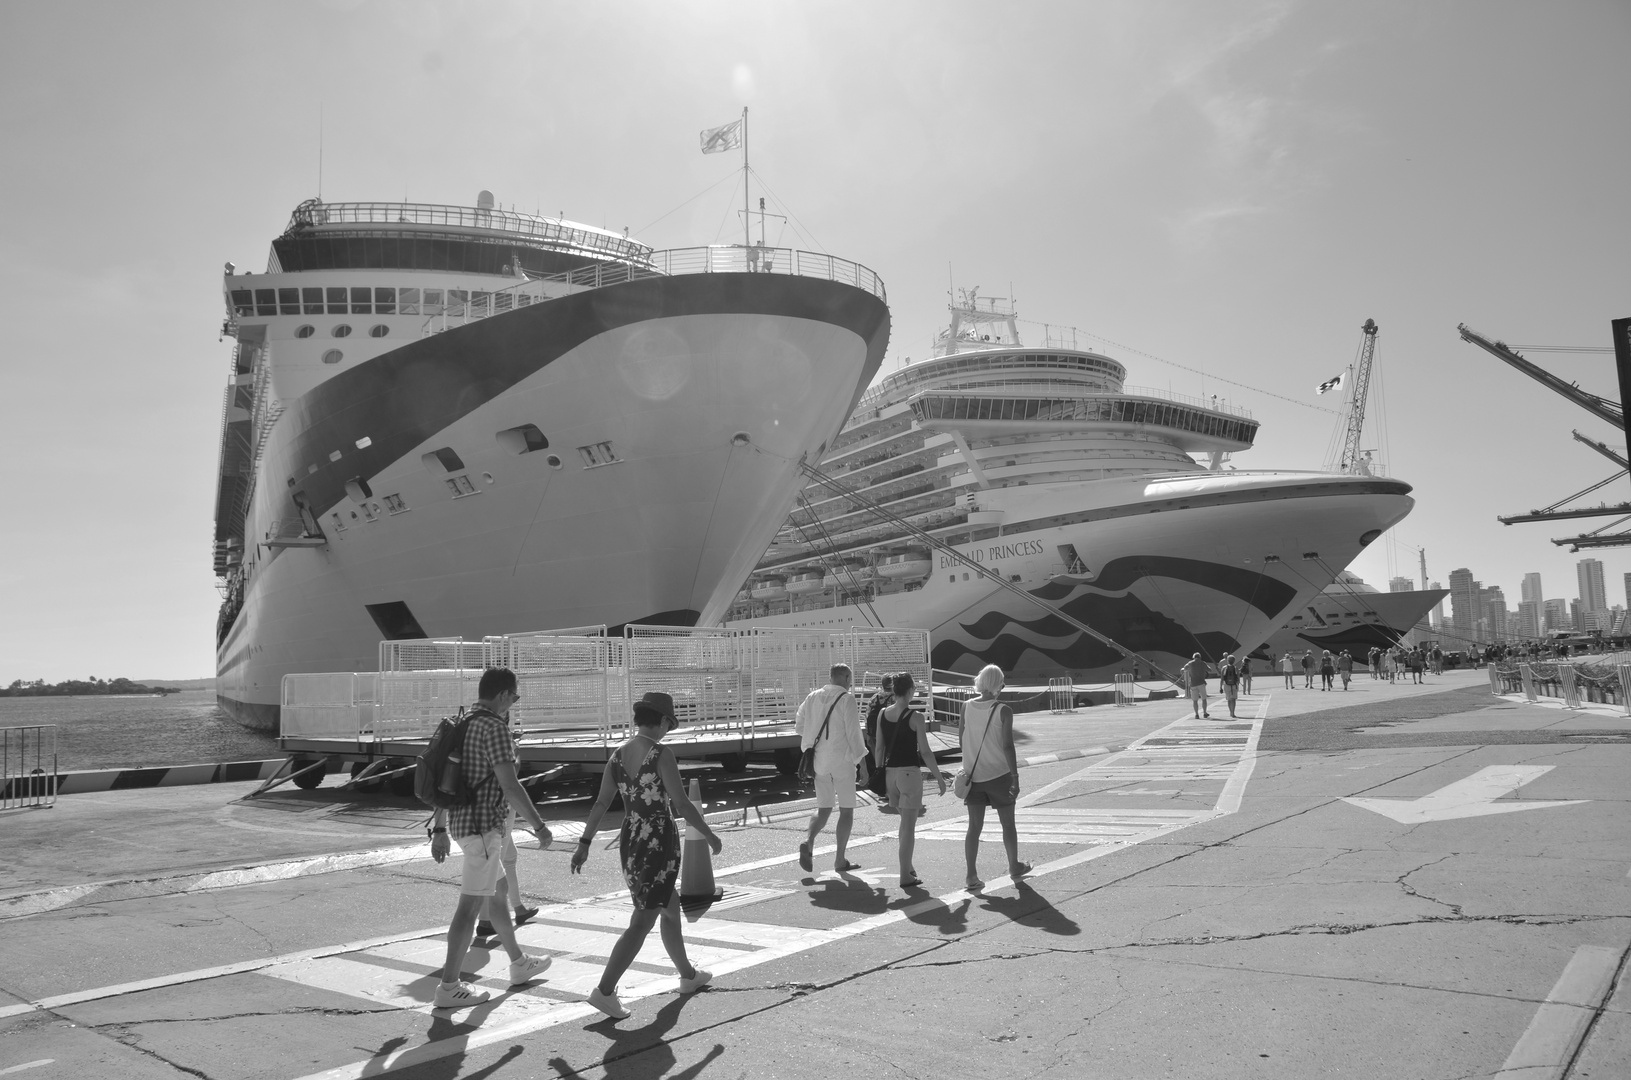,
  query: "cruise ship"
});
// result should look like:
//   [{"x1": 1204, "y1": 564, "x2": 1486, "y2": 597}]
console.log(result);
[
  {"x1": 723, "y1": 292, "x2": 1416, "y2": 681},
  {"x1": 214, "y1": 195, "x2": 889, "y2": 730},
  {"x1": 1254, "y1": 574, "x2": 1448, "y2": 660}
]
